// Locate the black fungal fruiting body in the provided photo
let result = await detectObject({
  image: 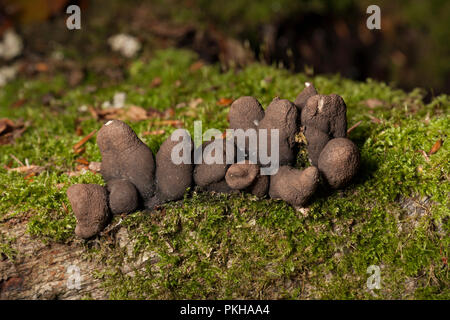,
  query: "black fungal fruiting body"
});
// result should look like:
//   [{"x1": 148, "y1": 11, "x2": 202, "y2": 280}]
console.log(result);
[
  {"x1": 146, "y1": 132, "x2": 194, "y2": 208},
  {"x1": 107, "y1": 179, "x2": 138, "y2": 214},
  {"x1": 193, "y1": 139, "x2": 240, "y2": 194},
  {"x1": 258, "y1": 98, "x2": 298, "y2": 167},
  {"x1": 97, "y1": 120, "x2": 156, "y2": 203},
  {"x1": 301, "y1": 93, "x2": 347, "y2": 166},
  {"x1": 269, "y1": 166, "x2": 320, "y2": 207},
  {"x1": 318, "y1": 137, "x2": 360, "y2": 189},
  {"x1": 67, "y1": 184, "x2": 110, "y2": 239},
  {"x1": 67, "y1": 83, "x2": 361, "y2": 239}
]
